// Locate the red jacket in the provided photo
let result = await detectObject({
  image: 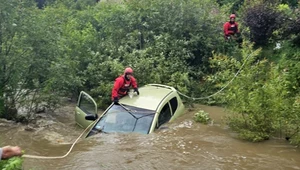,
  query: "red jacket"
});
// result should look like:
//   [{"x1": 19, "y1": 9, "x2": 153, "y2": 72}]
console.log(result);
[
  {"x1": 111, "y1": 75, "x2": 137, "y2": 100},
  {"x1": 223, "y1": 21, "x2": 239, "y2": 36}
]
